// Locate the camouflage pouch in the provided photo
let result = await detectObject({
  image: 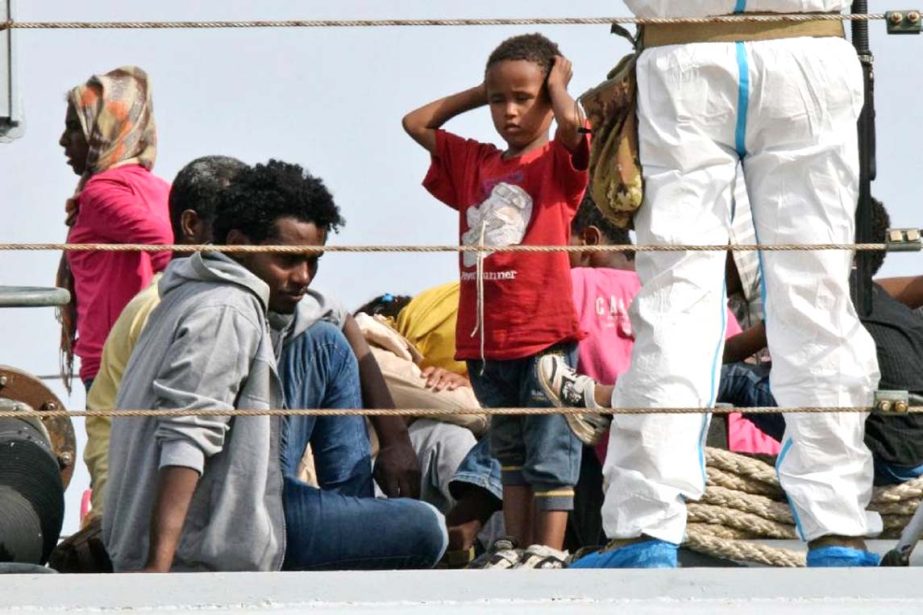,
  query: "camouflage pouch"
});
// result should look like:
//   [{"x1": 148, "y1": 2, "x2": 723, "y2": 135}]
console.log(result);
[{"x1": 579, "y1": 49, "x2": 642, "y2": 230}]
